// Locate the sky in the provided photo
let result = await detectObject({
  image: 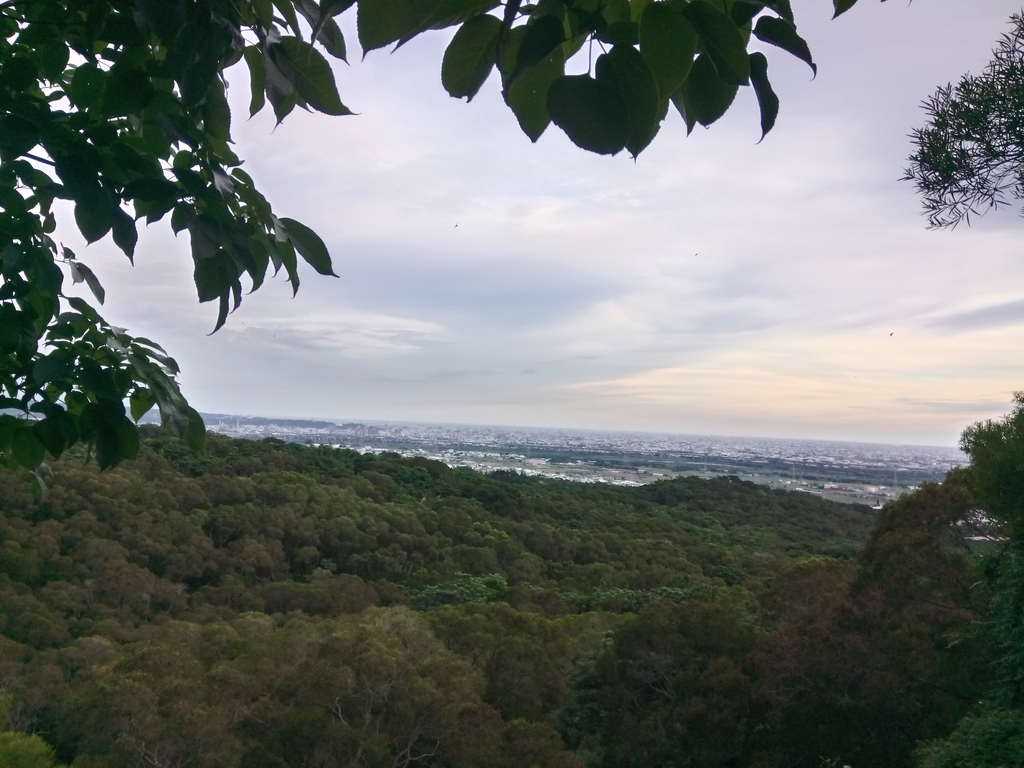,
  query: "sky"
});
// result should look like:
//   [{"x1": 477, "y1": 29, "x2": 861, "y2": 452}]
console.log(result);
[{"x1": 62, "y1": 0, "x2": 1024, "y2": 446}]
